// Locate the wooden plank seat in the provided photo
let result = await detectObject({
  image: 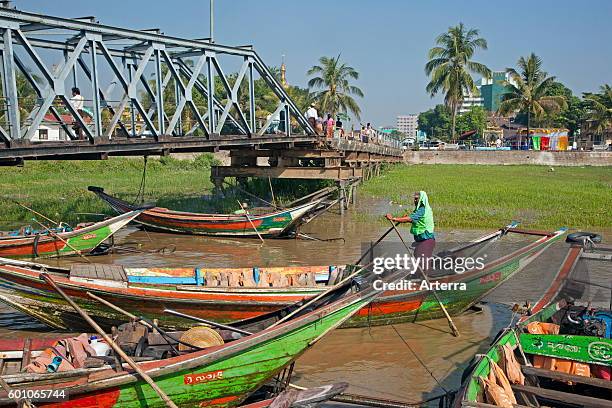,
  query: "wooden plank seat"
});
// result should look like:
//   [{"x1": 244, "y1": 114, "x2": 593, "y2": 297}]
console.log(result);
[
  {"x1": 511, "y1": 383, "x2": 612, "y2": 408},
  {"x1": 521, "y1": 365, "x2": 612, "y2": 390},
  {"x1": 70, "y1": 263, "x2": 128, "y2": 282}
]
